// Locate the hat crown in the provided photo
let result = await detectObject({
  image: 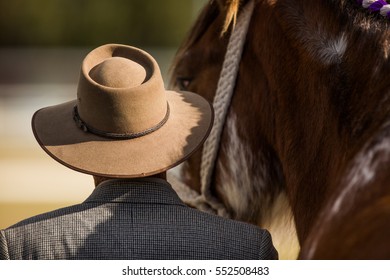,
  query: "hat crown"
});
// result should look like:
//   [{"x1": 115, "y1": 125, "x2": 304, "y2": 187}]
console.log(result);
[
  {"x1": 77, "y1": 44, "x2": 167, "y2": 135},
  {"x1": 89, "y1": 57, "x2": 146, "y2": 88}
]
